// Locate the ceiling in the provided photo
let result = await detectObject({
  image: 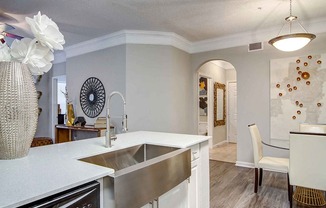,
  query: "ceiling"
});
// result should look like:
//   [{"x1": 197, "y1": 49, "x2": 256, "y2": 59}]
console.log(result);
[{"x1": 1, "y1": 0, "x2": 326, "y2": 48}]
